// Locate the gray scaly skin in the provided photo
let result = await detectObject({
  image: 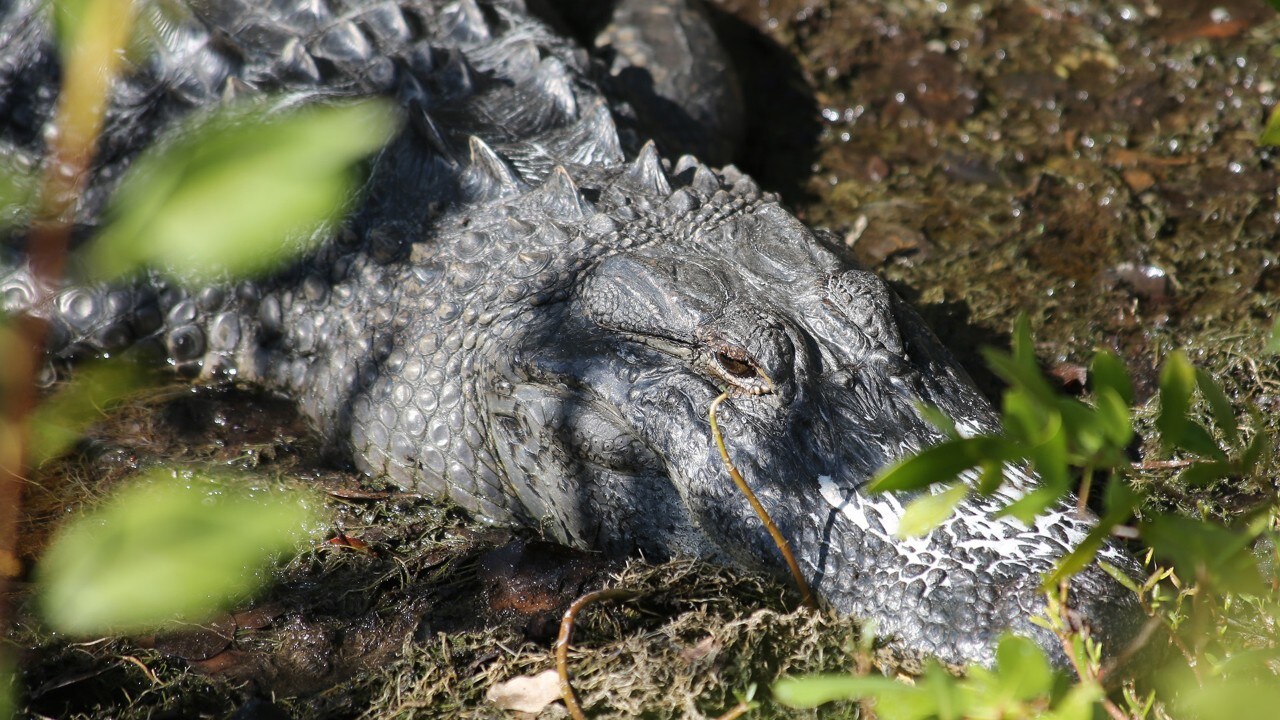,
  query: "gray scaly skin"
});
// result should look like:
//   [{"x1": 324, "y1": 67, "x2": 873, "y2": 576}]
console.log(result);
[{"x1": 0, "y1": 0, "x2": 1147, "y2": 669}]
